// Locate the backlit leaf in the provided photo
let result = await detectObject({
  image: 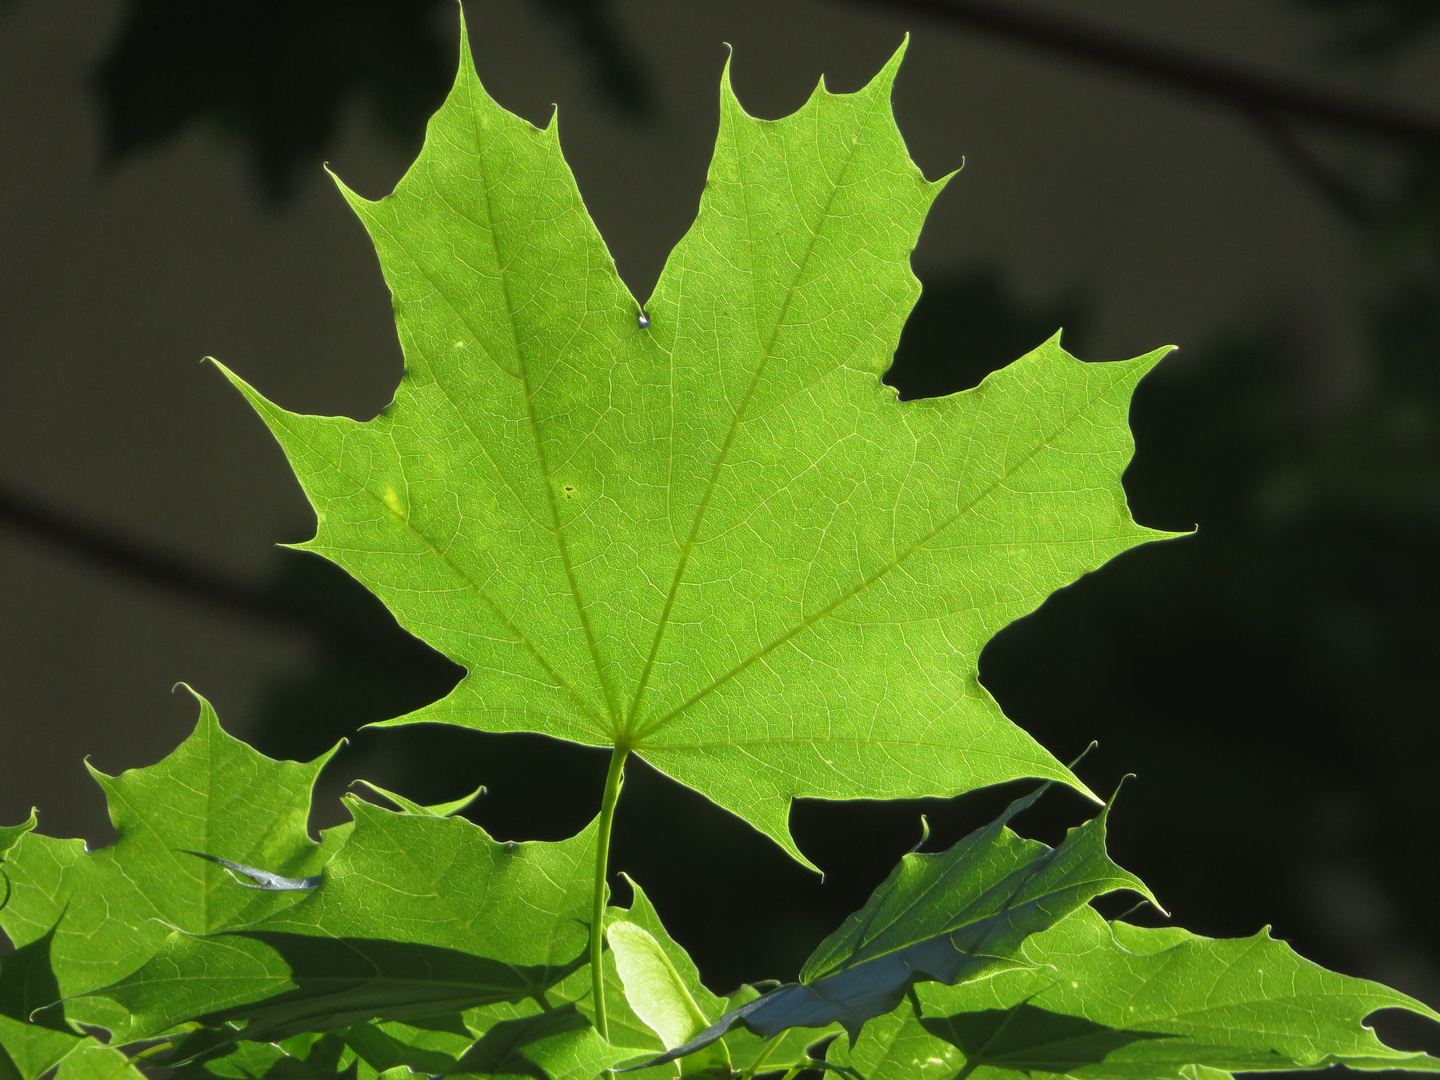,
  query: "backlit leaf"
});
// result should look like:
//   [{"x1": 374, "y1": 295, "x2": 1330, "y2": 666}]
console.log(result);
[
  {"x1": 0, "y1": 692, "x2": 342, "y2": 1031},
  {"x1": 832, "y1": 905, "x2": 1440, "y2": 1080},
  {"x1": 226, "y1": 10, "x2": 1177, "y2": 866},
  {"x1": 92, "y1": 798, "x2": 597, "y2": 1042},
  {"x1": 633, "y1": 785, "x2": 1152, "y2": 1067}
]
